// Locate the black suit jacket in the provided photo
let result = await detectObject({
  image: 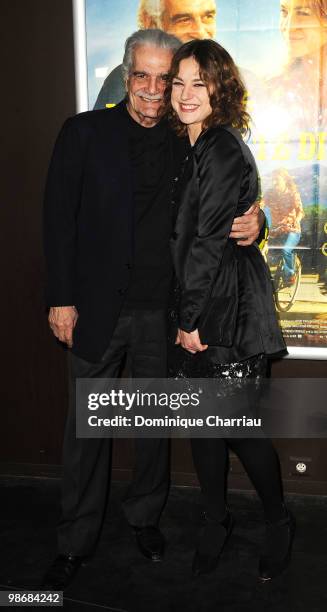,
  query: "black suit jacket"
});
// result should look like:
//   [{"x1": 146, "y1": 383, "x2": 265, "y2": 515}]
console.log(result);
[
  {"x1": 171, "y1": 126, "x2": 286, "y2": 360},
  {"x1": 43, "y1": 102, "x2": 180, "y2": 362}
]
